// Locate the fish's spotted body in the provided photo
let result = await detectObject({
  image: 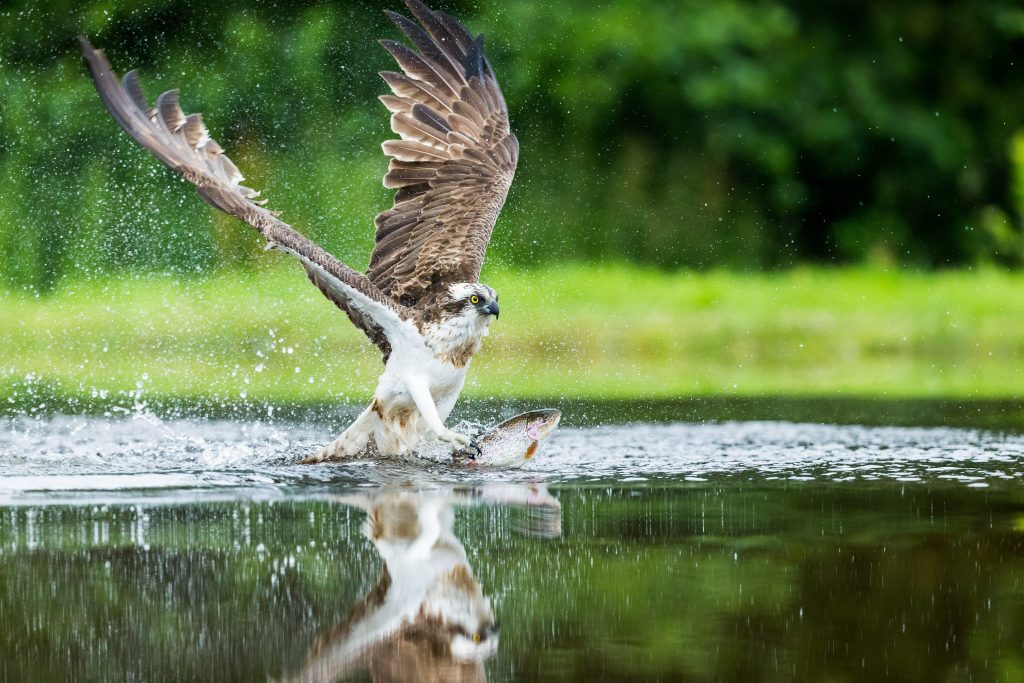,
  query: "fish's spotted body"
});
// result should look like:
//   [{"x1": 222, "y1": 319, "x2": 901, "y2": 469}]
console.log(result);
[{"x1": 455, "y1": 409, "x2": 561, "y2": 469}]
